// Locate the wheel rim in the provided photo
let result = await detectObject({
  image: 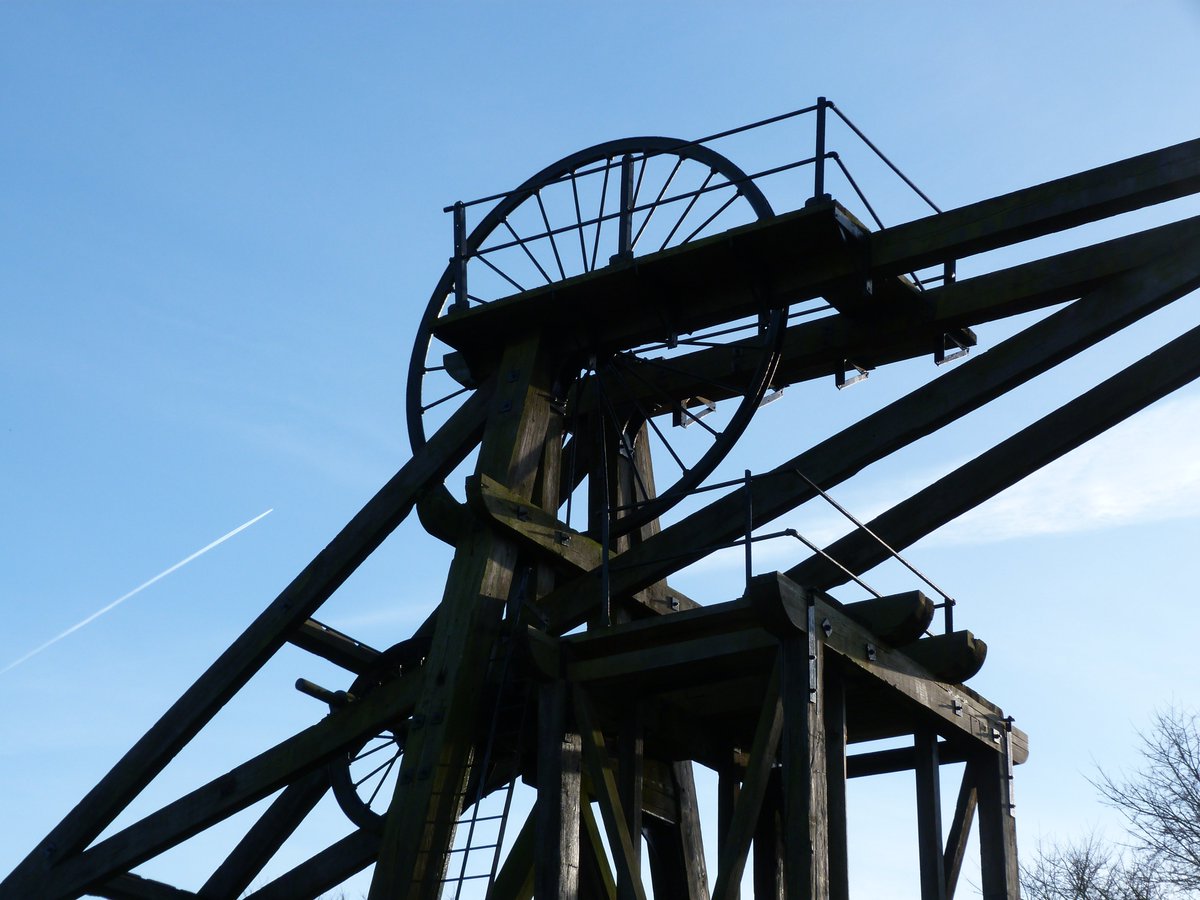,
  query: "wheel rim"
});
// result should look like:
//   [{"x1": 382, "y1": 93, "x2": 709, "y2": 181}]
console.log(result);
[{"x1": 408, "y1": 137, "x2": 783, "y2": 536}]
